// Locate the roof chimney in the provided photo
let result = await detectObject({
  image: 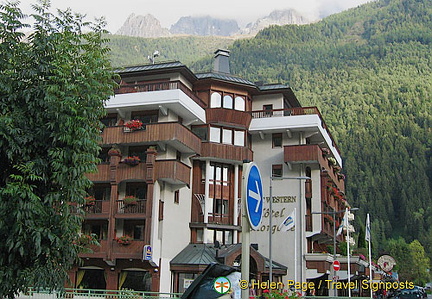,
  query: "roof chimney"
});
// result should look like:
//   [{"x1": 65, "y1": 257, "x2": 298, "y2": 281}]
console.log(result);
[{"x1": 213, "y1": 49, "x2": 230, "y2": 74}]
